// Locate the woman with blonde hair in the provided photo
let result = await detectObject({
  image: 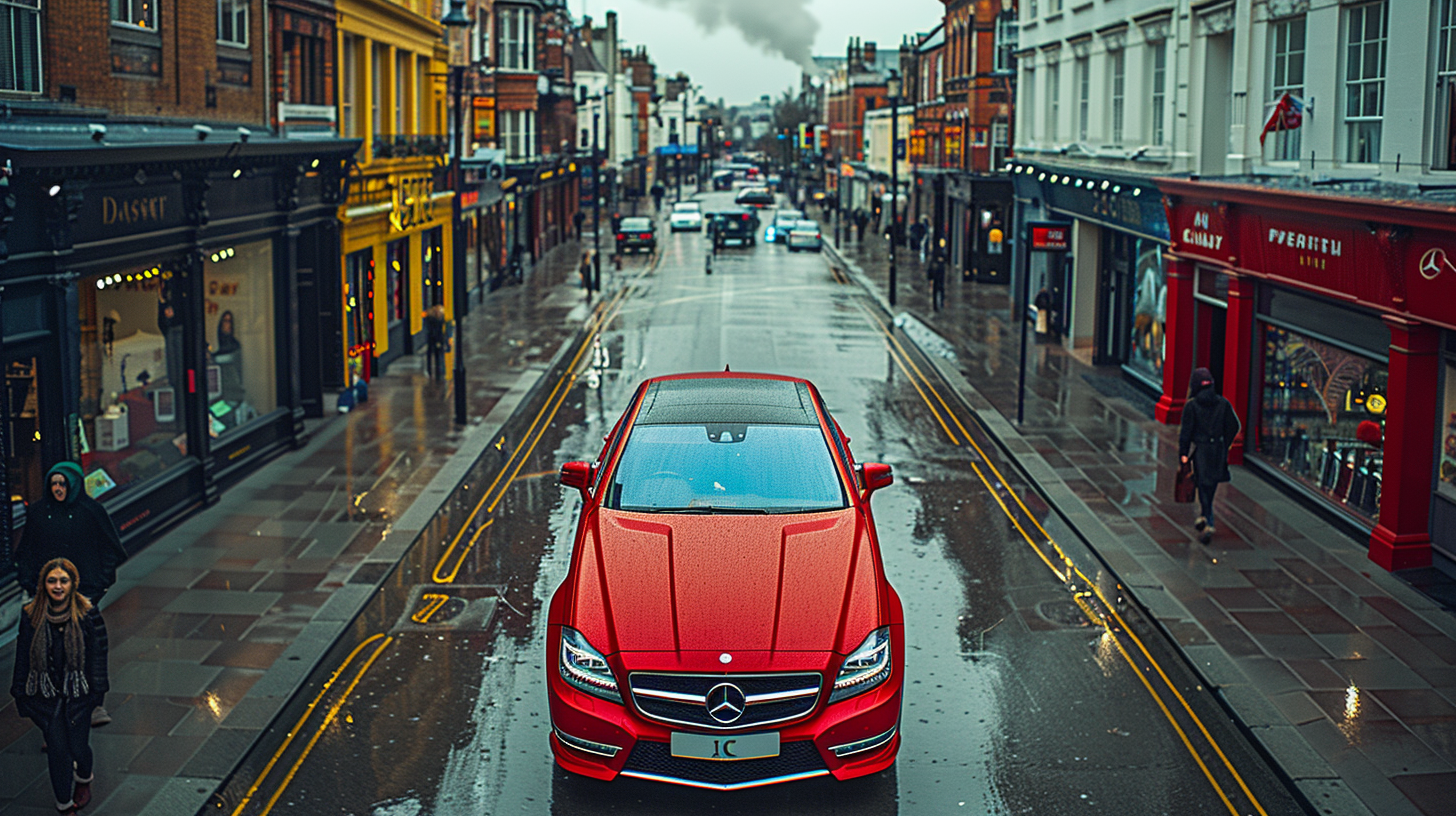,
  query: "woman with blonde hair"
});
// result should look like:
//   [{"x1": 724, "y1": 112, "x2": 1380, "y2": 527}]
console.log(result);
[{"x1": 10, "y1": 558, "x2": 109, "y2": 813}]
